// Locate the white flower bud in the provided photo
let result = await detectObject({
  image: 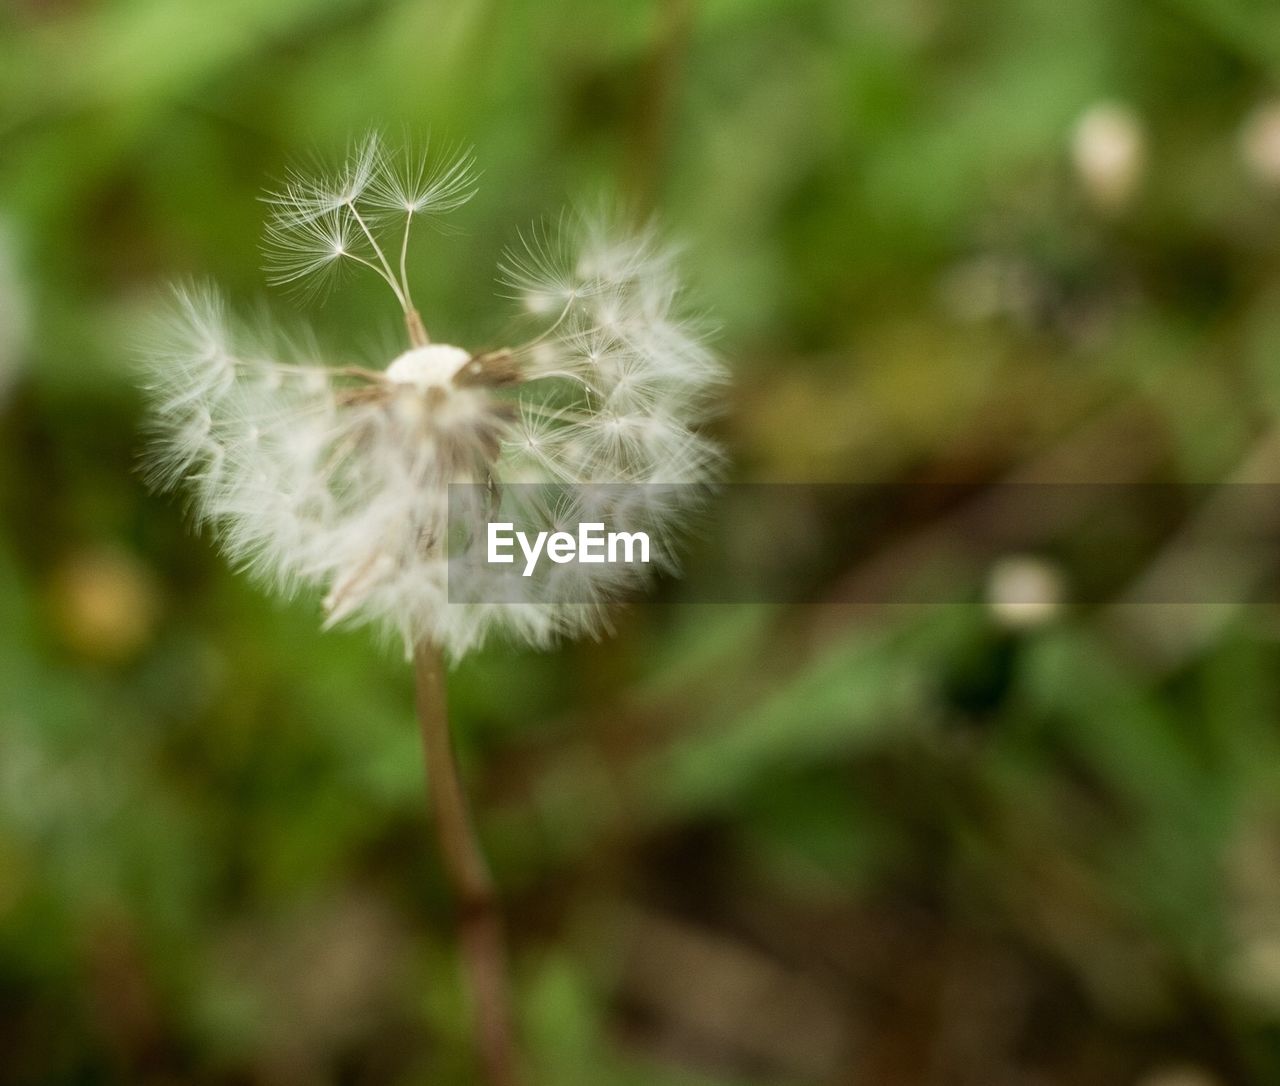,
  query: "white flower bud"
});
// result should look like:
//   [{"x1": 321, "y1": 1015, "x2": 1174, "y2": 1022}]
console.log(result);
[
  {"x1": 1241, "y1": 101, "x2": 1280, "y2": 186},
  {"x1": 1071, "y1": 102, "x2": 1145, "y2": 211},
  {"x1": 986, "y1": 554, "x2": 1064, "y2": 629}
]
